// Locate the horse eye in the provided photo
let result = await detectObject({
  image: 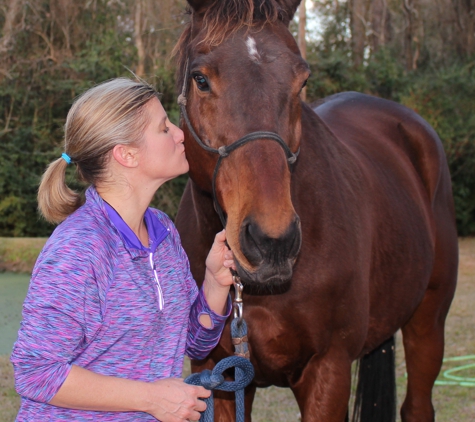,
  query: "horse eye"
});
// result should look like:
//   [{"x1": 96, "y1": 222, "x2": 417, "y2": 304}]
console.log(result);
[
  {"x1": 301, "y1": 78, "x2": 308, "y2": 90},
  {"x1": 193, "y1": 73, "x2": 210, "y2": 92}
]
